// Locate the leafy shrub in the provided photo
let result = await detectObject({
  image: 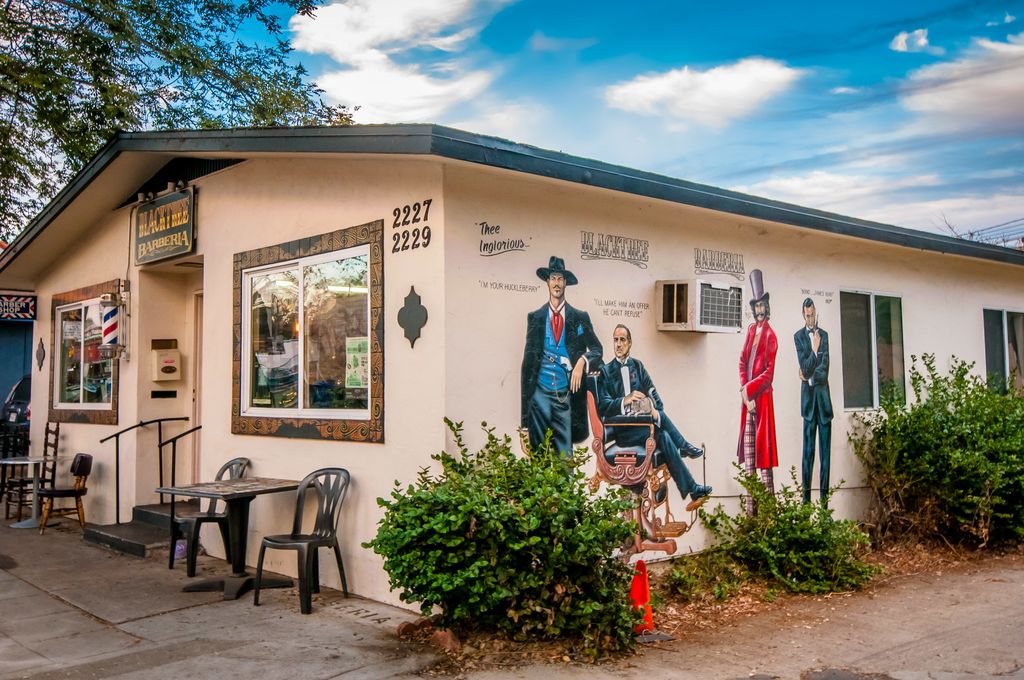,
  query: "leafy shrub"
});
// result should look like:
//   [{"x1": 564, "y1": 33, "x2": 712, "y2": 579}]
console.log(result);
[
  {"x1": 667, "y1": 467, "x2": 876, "y2": 598},
  {"x1": 851, "y1": 355, "x2": 1024, "y2": 546},
  {"x1": 365, "y1": 420, "x2": 639, "y2": 658},
  {"x1": 664, "y1": 546, "x2": 746, "y2": 604}
]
